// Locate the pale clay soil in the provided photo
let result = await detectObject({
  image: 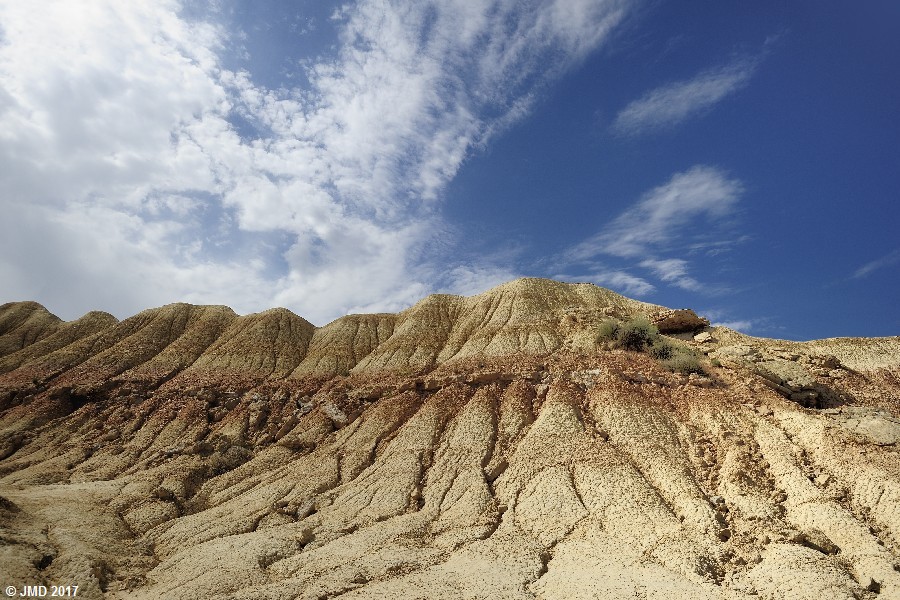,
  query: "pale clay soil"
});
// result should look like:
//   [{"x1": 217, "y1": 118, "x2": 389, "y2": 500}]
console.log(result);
[{"x1": 0, "y1": 278, "x2": 898, "y2": 599}]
